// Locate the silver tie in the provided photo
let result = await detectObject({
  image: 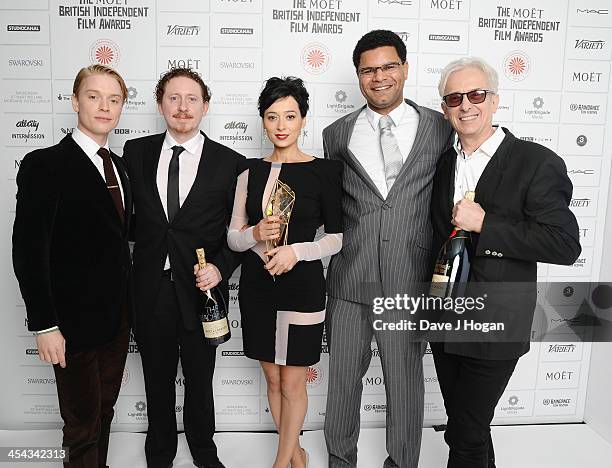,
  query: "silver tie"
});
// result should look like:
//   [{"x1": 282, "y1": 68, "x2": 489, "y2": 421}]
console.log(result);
[{"x1": 379, "y1": 115, "x2": 403, "y2": 190}]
